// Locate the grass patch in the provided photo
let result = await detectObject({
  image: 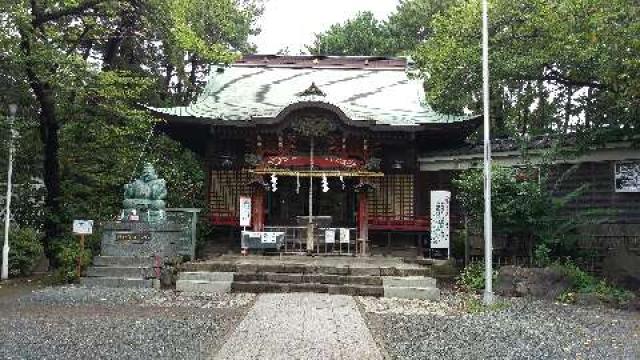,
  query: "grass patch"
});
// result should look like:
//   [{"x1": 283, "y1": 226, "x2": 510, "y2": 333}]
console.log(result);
[{"x1": 460, "y1": 293, "x2": 510, "y2": 314}]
